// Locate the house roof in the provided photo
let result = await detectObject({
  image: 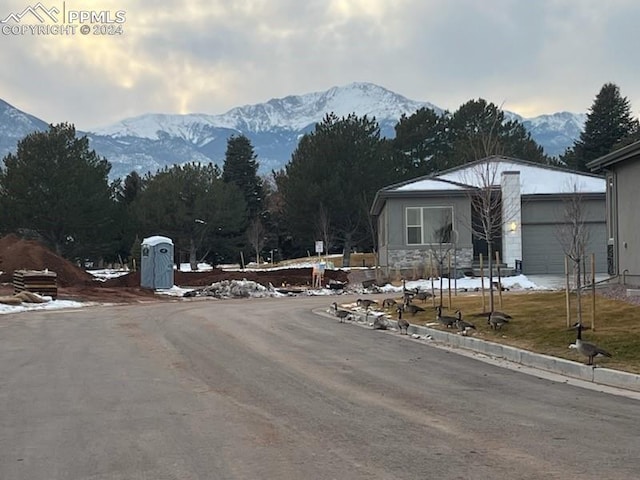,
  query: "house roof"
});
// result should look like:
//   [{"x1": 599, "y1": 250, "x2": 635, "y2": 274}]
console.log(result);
[
  {"x1": 586, "y1": 139, "x2": 640, "y2": 171},
  {"x1": 370, "y1": 156, "x2": 605, "y2": 216},
  {"x1": 429, "y1": 156, "x2": 604, "y2": 195}
]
